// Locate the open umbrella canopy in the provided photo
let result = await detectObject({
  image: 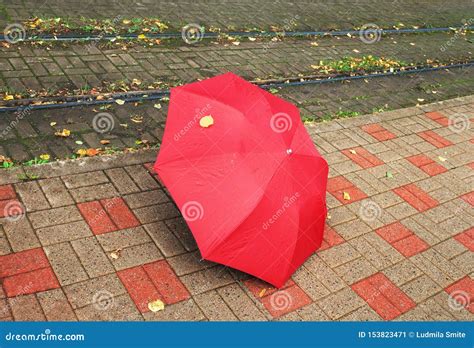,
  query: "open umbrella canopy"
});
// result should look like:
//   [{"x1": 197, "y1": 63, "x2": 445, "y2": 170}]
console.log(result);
[{"x1": 154, "y1": 72, "x2": 328, "y2": 288}]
